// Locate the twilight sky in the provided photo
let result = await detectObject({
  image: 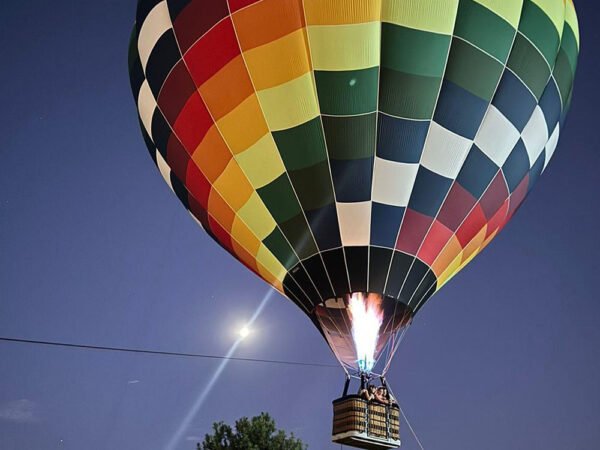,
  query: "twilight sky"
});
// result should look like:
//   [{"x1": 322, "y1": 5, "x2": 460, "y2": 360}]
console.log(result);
[{"x1": 1, "y1": 1, "x2": 599, "y2": 449}]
